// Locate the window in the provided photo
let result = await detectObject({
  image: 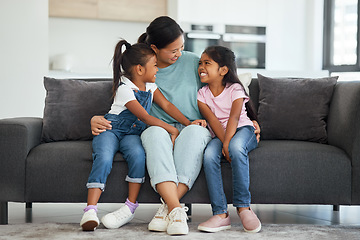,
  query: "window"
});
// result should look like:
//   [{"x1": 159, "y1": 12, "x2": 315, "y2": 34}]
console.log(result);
[{"x1": 323, "y1": 0, "x2": 360, "y2": 76}]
